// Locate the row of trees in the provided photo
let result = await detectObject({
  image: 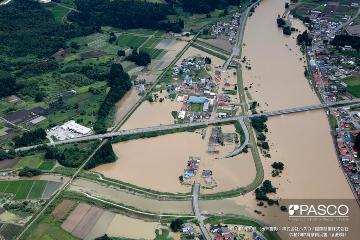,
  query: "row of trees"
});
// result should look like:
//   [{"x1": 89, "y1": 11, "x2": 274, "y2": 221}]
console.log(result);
[
  {"x1": 14, "y1": 129, "x2": 47, "y2": 147},
  {"x1": 18, "y1": 167, "x2": 41, "y2": 177},
  {"x1": 94, "y1": 64, "x2": 132, "y2": 133},
  {"x1": 69, "y1": 0, "x2": 183, "y2": 32}
]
